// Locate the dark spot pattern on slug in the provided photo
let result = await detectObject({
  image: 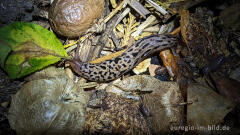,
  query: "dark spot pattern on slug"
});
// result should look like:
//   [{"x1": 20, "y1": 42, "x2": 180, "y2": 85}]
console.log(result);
[
  {"x1": 81, "y1": 69, "x2": 88, "y2": 73},
  {"x1": 162, "y1": 44, "x2": 168, "y2": 47},
  {"x1": 128, "y1": 48, "x2": 133, "y2": 52},
  {"x1": 120, "y1": 70, "x2": 125, "y2": 75},
  {"x1": 114, "y1": 57, "x2": 121, "y2": 64},
  {"x1": 168, "y1": 40, "x2": 172, "y2": 43},
  {"x1": 154, "y1": 46, "x2": 160, "y2": 49},
  {"x1": 127, "y1": 60, "x2": 132, "y2": 63},
  {"x1": 161, "y1": 36, "x2": 166, "y2": 40},
  {"x1": 113, "y1": 73, "x2": 117, "y2": 78},
  {"x1": 89, "y1": 65, "x2": 95, "y2": 68},
  {"x1": 156, "y1": 40, "x2": 163, "y2": 42},
  {"x1": 100, "y1": 74, "x2": 105, "y2": 79},
  {"x1": 102, "y1": 62, "x2": 107, "y2": 65},
  {"x1": 133, "y1": 60, "x2": 139, "y2": 67},
  {"x1": 135, "y1": 42, "x2": 141, "y2": 47},
  {"x1": 104, "y1": 72, "x2": 108, "y2": 75},
  {"x1": 81, "y1": 63, "x2": 87, "y2": 70},
  {"x1": 109, "y1": 64, "x2": 114, "y2": 69},
  {"x1": 100, "y1": 65, "x2": 106, "y2": 70},
  {"x1": 166, "y1": 35, "x2": 174, "y2": 38},
  {"x1": 141, "y1": 43, "x2": 150, "y2": 49},
  {"x1": 114, "y1": 66, "x2": 119, "y2": 71},
  {"x1": 109, "y1": 72, "x2": 114, "y2": 75},
  {"x1": 145, "y1": 49, "x2": 151, "y2": 54},
  {"x1": 141, "y1": 49, "x2": 152, "y2": 58},
  {"x1": 132, "y1": 52, "x2": 138, "y2": 57},
  {"x1": 88, "y1": 70, "x2": 92, "y2": 74},
  {"x1": 108, "y1": 60, "x2": 113, "y2": 64}
]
